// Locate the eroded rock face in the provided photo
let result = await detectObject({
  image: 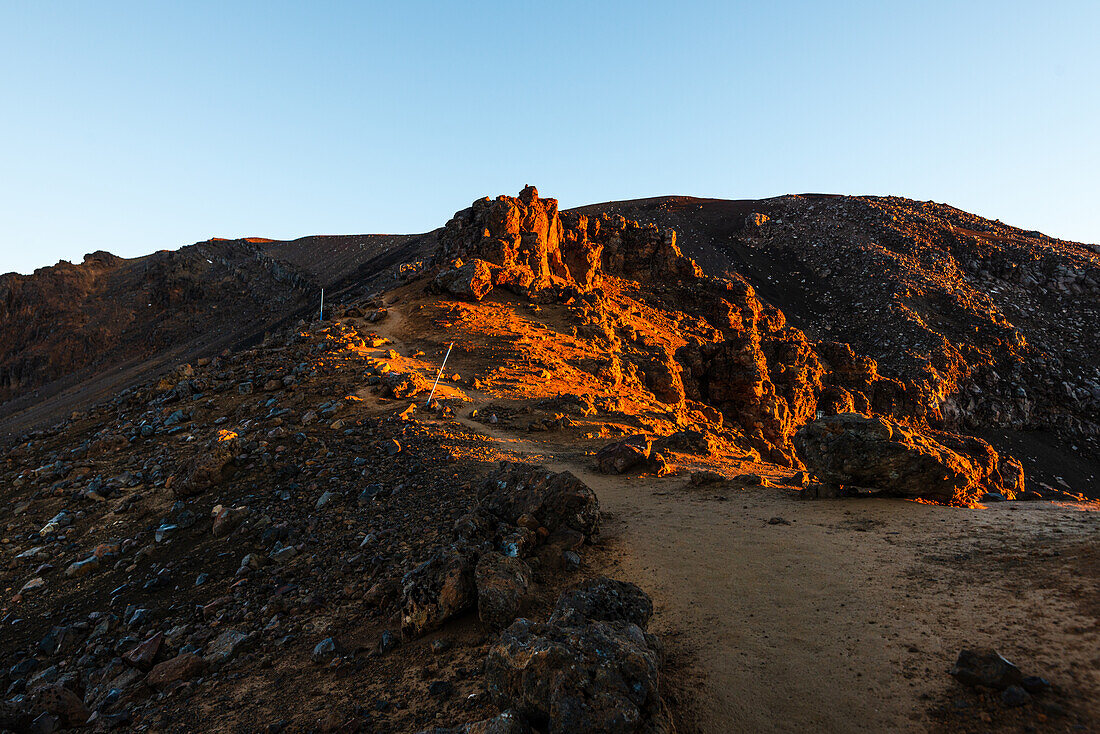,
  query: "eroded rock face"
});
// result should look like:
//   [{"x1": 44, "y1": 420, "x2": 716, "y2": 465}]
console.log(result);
[
  {"x1": 486, "y1": 577, "x2": 672, "y2": 734},
  {"x1": 439, "y1": 186, "x2": 571, "y2": 296},
  {"x1": 435, "y1": 259, "x2": 495, "y2": 301},
  {"x1": 673, "y1": 274, "x2": 971, "y2": 467},
  {"x1": 436, "y1": 187, "x2": 701, "y2": 301},
  {"x1": 793, "y1": 412, "x2": 1023, "y2": 504}
]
